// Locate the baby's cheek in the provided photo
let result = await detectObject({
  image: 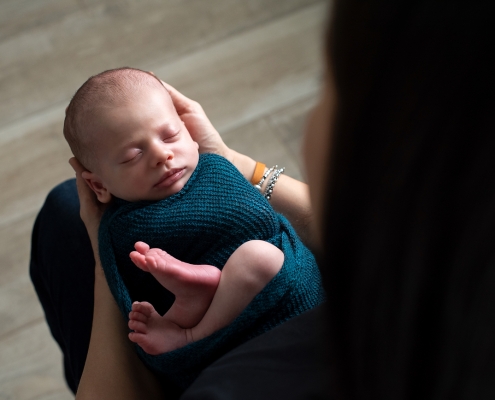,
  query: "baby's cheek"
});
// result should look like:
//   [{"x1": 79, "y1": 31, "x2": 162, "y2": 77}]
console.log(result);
[{"x1": 117, "y1": 174, "x2": 141, "y2": 196}]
